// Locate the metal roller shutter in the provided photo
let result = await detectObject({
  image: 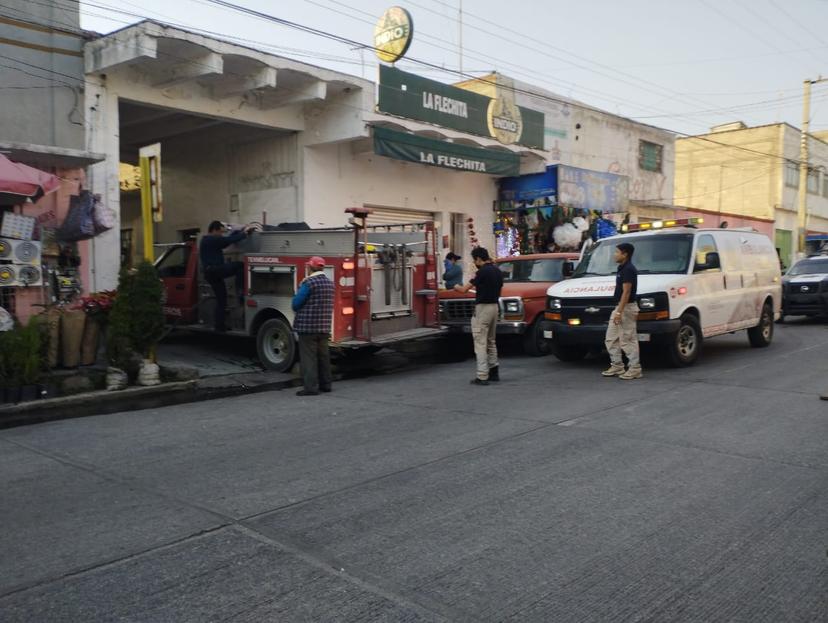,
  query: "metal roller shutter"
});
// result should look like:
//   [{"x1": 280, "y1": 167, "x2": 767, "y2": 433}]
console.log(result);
[{"x1": 363, "y1": 205, "x2": 436, "y2": 226}]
